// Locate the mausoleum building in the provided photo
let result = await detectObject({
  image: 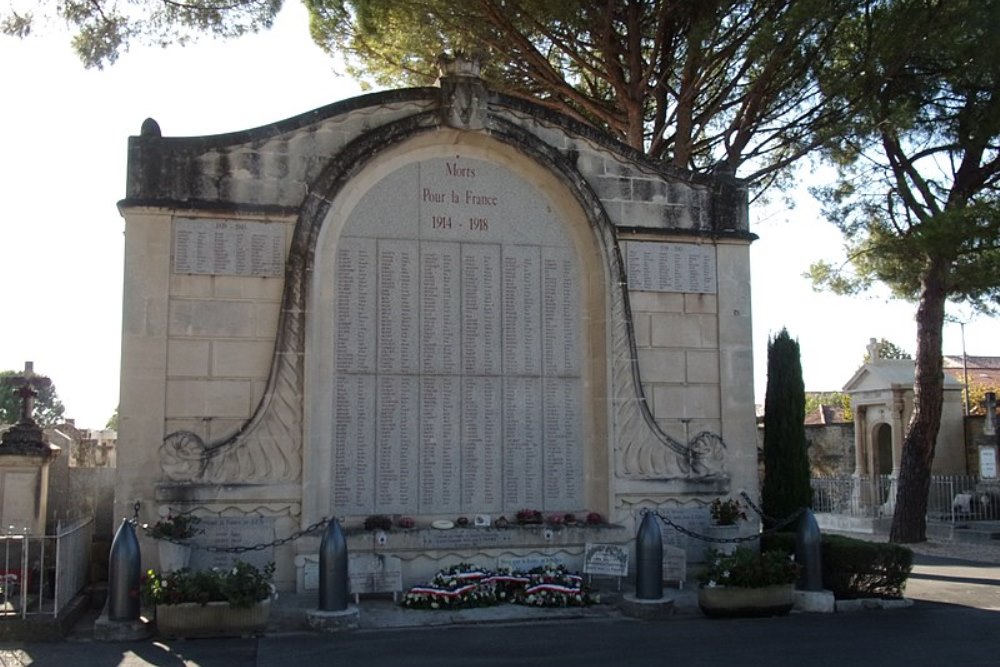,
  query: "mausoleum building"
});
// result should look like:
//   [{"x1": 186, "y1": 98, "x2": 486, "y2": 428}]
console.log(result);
[{"x1": 117, "y1": 60, "x2": 757, "y2": 591}]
